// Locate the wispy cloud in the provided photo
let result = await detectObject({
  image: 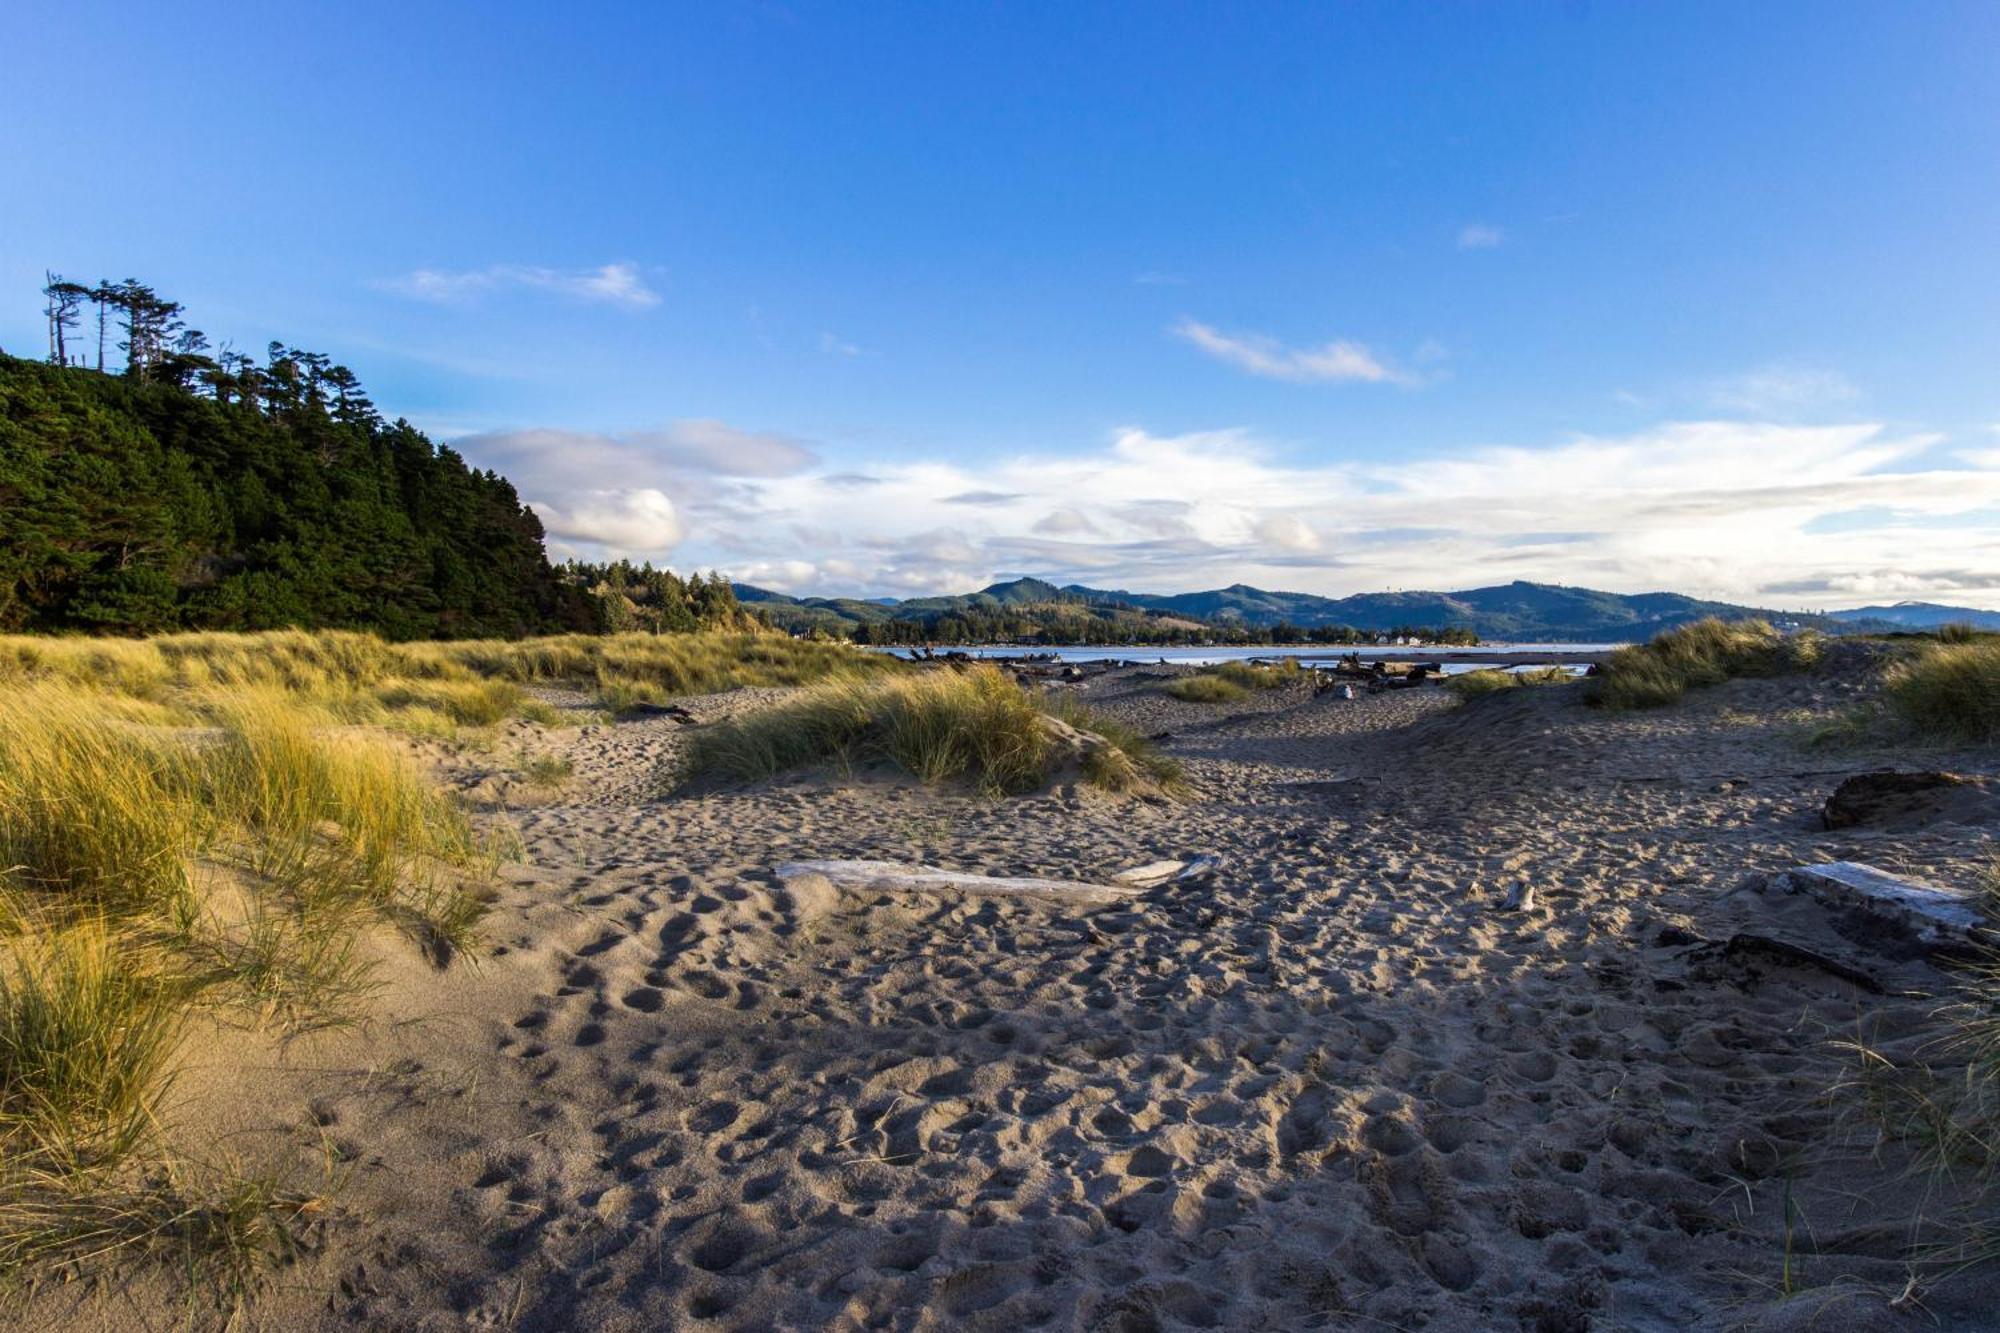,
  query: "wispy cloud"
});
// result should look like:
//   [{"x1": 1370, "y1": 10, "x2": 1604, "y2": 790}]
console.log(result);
[
  {"x1": 1704, "y1": 363, "x2": 1858, "y2": 415},
  {"x1": 1133, "y1": 270, "x2": 1188, "y2": 286},
  {"x1": 818, "y1": 331, "x2": 863, "y2": 357},
  {"x1": 1171, "y1": 318, "x2": 1409, "y2": 385},
  {"x1": 1456, "y1": 223, "x2": 1504, "y2": 250},
  {"x1": 384, "y1": 261, "x2": 661, "y2": 309}
]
